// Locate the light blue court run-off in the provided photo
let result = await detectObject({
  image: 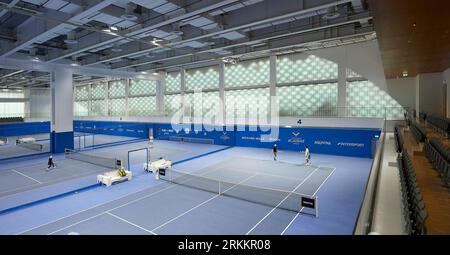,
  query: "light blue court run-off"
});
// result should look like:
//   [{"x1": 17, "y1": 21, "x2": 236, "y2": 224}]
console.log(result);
[{"x1": 0, "y1": 141, "x2": 373, "y2": 235}]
